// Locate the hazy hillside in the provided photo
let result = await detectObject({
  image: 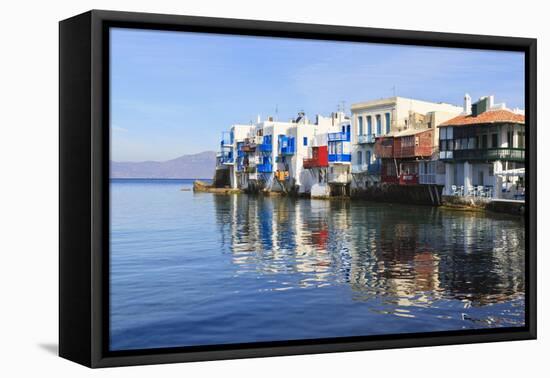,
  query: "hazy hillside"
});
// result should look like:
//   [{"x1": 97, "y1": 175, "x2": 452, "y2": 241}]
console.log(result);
[{"x1": 111, "y1": 151, "x2": 216, "y2": 179}]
